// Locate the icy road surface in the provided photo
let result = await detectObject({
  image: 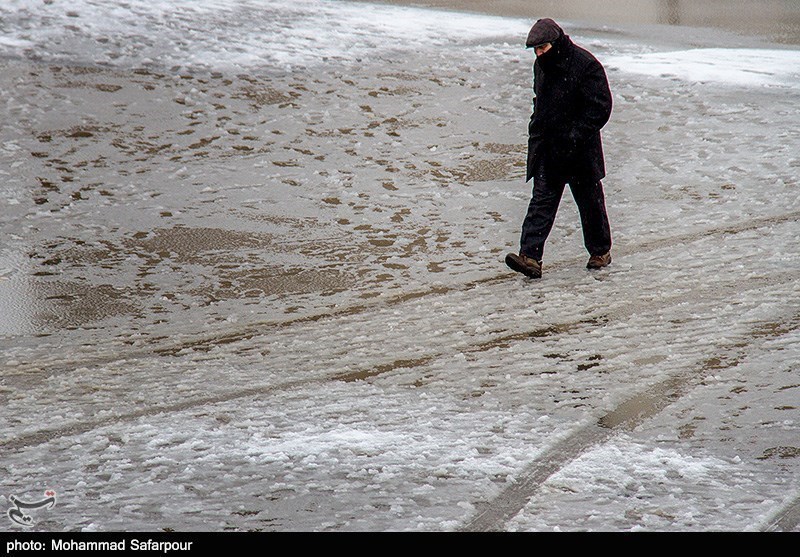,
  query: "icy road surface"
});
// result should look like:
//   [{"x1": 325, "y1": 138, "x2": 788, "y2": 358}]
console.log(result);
[{"x1": 0, "y1": 0, "x2": 798, "y2": 531}]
